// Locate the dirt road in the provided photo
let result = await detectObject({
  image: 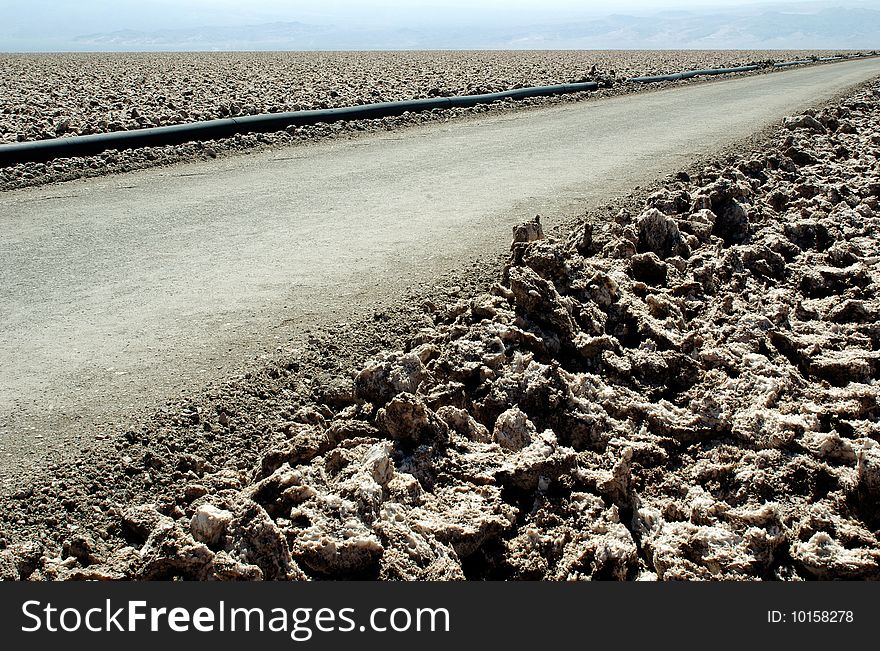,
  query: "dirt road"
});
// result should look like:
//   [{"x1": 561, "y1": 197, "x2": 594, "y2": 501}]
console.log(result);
[{"x1": 2, "y1": 56, "x2": 880, "y2": 487}]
